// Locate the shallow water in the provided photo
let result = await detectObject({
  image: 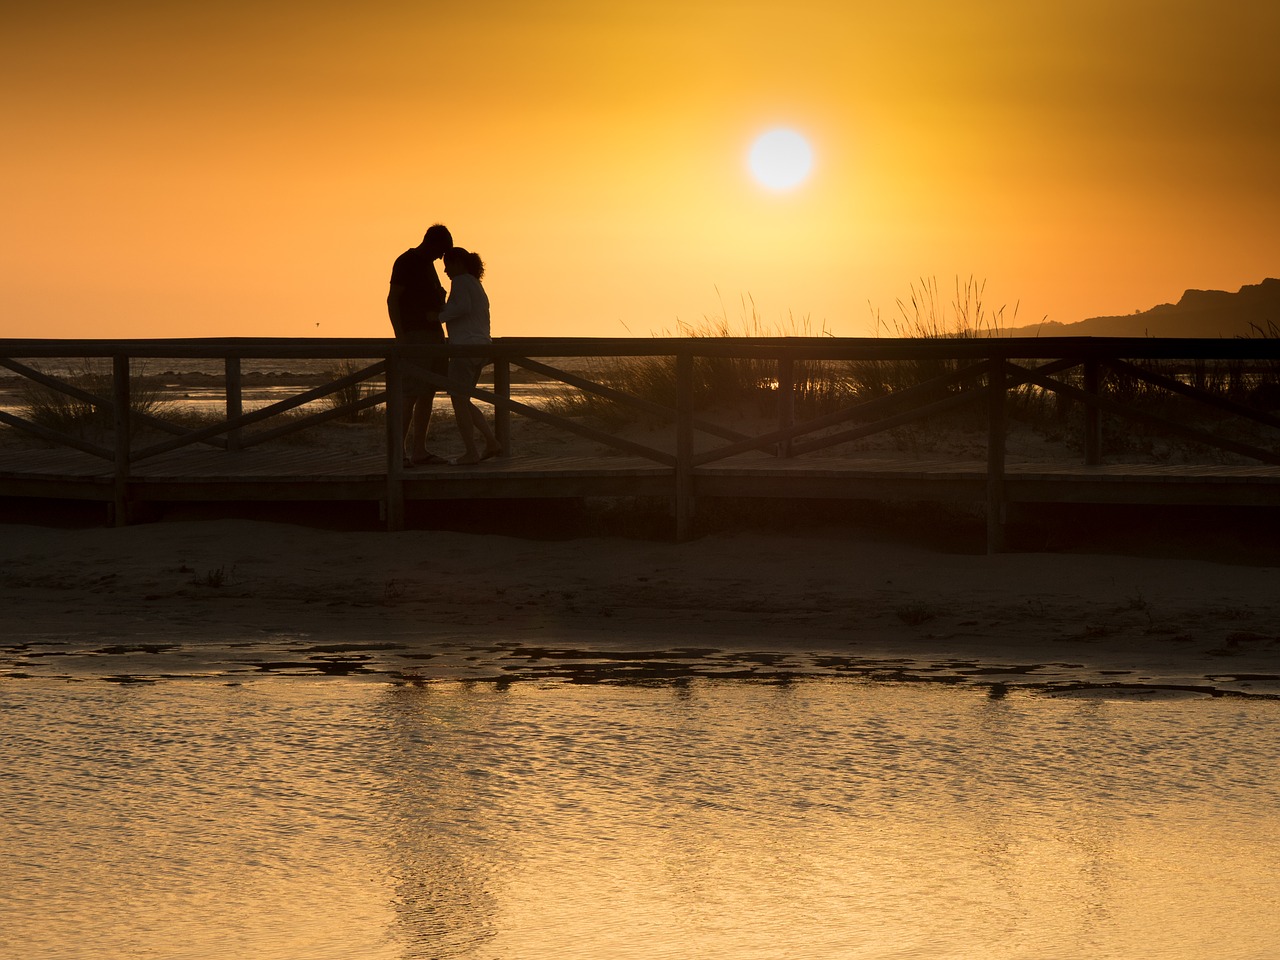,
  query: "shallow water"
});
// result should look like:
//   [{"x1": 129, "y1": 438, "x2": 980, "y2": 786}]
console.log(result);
[
  {"x1": 2, "y1": 678, "x2": 1278, "y2": 960},
  {"x1": 0, "y1": 378, "x2": 561, "y2": 418}
]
